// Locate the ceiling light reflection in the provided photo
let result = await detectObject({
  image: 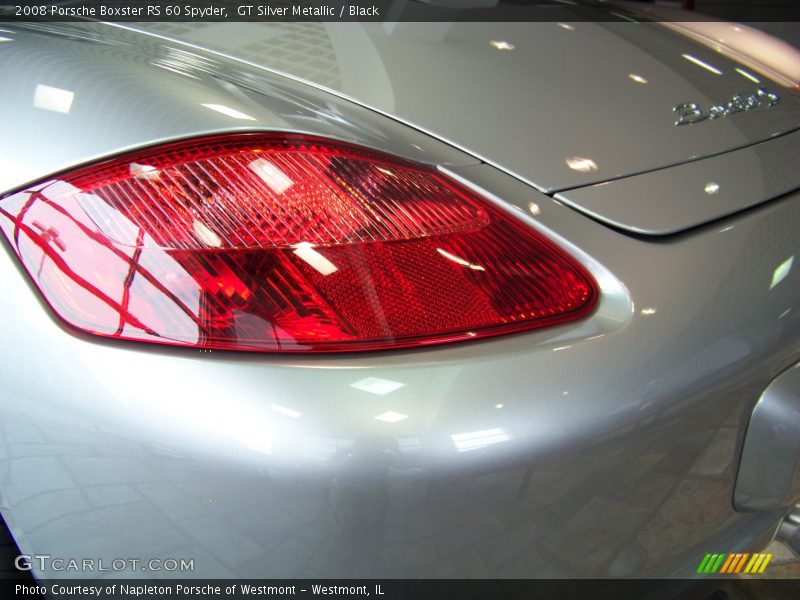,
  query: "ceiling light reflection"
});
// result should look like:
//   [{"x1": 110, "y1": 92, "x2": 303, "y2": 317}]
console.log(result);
[
  {"x1": 452, "y1": 428, "x2": 510, "y2": 452},
  {"x1": 735, "y1": 67, "x2": 761, "y2": 83},
  {"x1": 770, "y1": 256, "x2": 794, "y2": 290},
  {"x1": 292, "y1": 242, "x2": 338, "y2": 276},
  {"x1": 566, "y1": 157, "x2": 598, "y2": 173},
  {"x1": 201, "y1": 103, "x2": 256, "y2": 121},
  {"x1": 351, "y1": 376, "x2": 405, "y2": 395},
  {"x1": 192, "y1": 220, "x2": 222, "y2": 248},
  {"x1": 375, "y1": 411, "x2": 408, "y2": 423},
  {"x1": 249, "y1": 158, "x2": 293, "y2": 194},
  {"x1": 490, "y1": 40, "x2": 515, "y2": 51},
  {"x1": 129, "y1": 163, "x2": 160, "y2": 181},
  {"x1": 34, "y1": 84, "x2": 74, "y2": 114},
  {"x1": 628, "y1": 73, "x2": 648, "y2": 84},
  {"x1": 436, "y1": 248, "x2": 485, "y2": 271},
  {"x1": 681, "y1": 54, "x2": 723, "y2": 75}
]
